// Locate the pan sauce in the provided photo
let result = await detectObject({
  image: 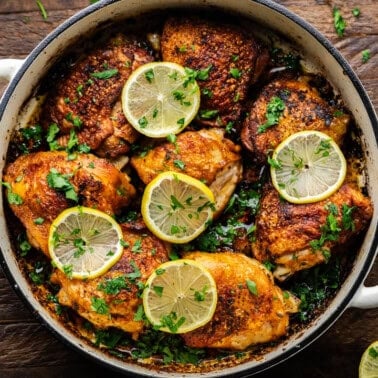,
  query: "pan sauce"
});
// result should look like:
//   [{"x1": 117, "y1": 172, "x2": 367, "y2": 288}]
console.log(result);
[{"x1": 3, "y1": 9, "x2": 372, "y2": 374}]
